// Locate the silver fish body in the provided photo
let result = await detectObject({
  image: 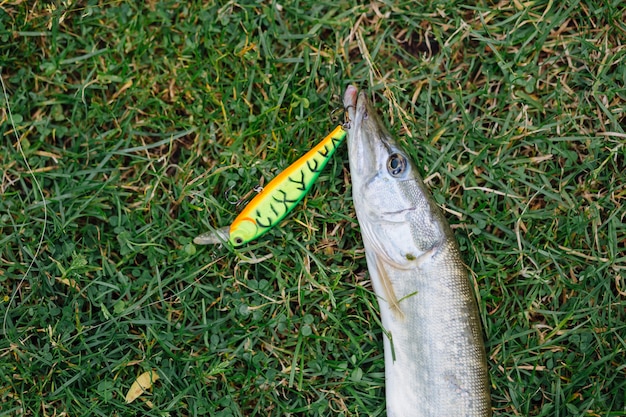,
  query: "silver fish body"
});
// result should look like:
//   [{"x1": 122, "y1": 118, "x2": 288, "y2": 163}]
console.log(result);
[{"x1": 343, "y1": 85, "x2": 491, "y2": 417}]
